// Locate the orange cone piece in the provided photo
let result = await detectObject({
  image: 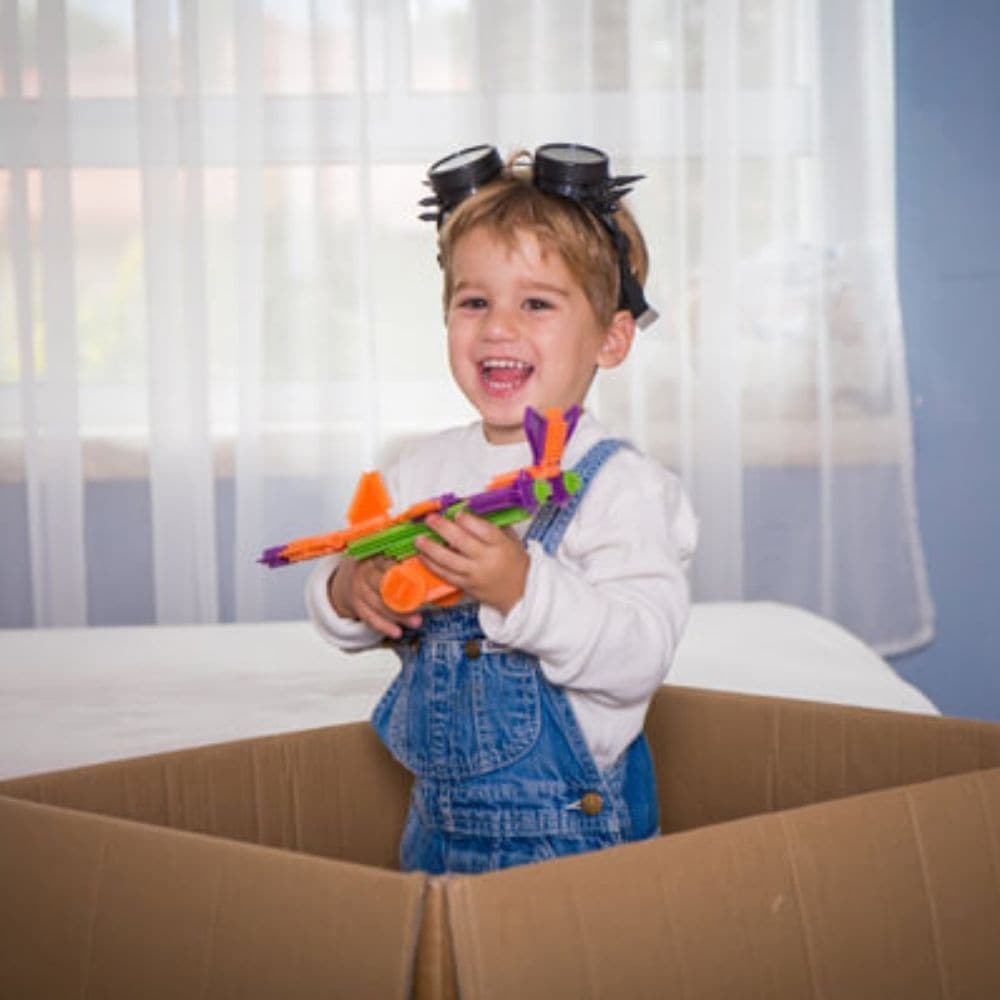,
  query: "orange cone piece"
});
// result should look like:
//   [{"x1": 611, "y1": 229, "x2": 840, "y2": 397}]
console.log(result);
[
  {"x1": 382, "y1": 558, "x2": 459, "y2": 613},
  {"x1": 346, "y1": 471, "x2": 392, "y2": 525}
]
